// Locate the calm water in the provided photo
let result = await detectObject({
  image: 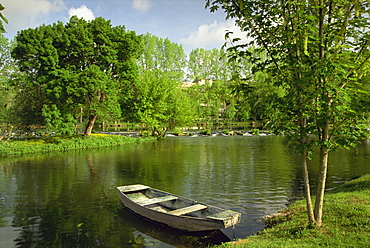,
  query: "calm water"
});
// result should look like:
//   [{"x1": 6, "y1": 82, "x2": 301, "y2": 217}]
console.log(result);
[{"x1": 0, "y1": 136, "x2": 369, "y2": 247}]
